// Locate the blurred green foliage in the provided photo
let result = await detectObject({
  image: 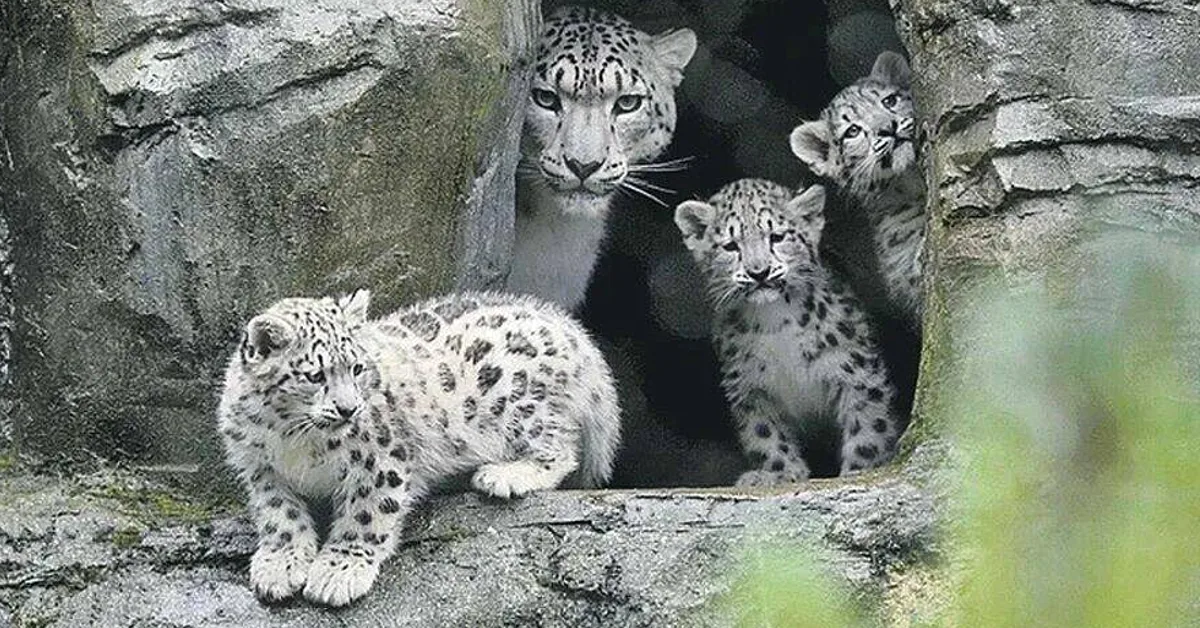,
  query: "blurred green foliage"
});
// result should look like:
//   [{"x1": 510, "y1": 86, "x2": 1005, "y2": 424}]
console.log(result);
[{"x1": 725, "y1": 237, "x2": 1200, "y2": 627}]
